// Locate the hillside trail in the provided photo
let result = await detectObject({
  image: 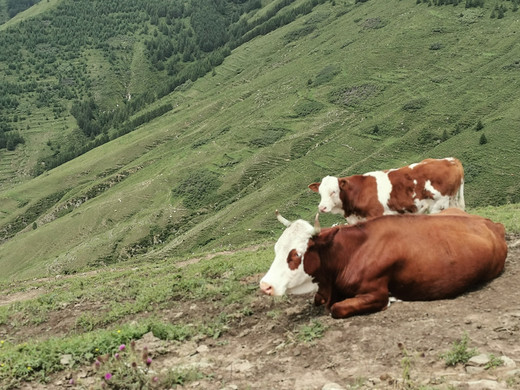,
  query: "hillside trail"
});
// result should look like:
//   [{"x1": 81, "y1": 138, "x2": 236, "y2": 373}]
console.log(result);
[{"x1": 12, "y1": 235, "x2": 520, "y2": 390}]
